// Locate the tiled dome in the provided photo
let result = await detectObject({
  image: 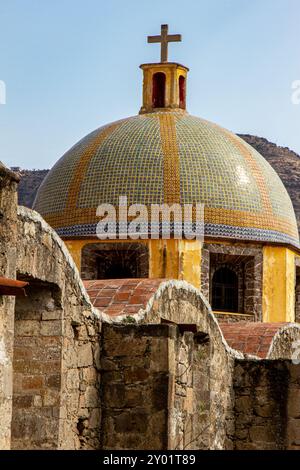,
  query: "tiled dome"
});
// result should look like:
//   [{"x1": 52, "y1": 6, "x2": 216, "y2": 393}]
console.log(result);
[{"x1": 33, "y1": 111, "x2": 299, "y2": 248}]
